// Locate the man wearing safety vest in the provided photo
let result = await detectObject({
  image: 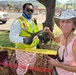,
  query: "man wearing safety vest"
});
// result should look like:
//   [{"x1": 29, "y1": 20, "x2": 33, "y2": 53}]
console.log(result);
[{"x1": 9, "y1": 3, "x2": 40, "y2": 75}]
